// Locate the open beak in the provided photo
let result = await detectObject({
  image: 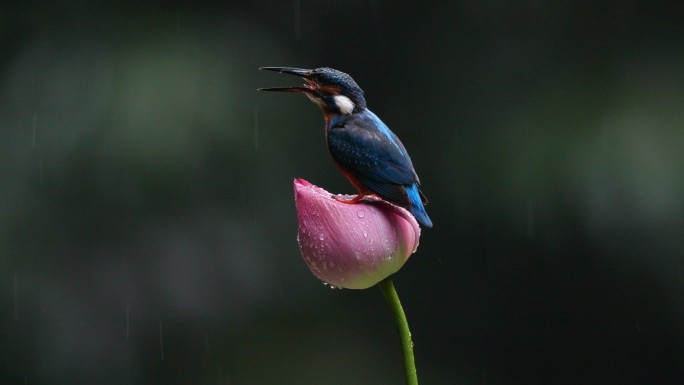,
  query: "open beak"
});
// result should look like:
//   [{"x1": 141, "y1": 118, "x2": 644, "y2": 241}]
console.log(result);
[{"x1": 258, "y1": 67, "x2": 316, "y2": 92}]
